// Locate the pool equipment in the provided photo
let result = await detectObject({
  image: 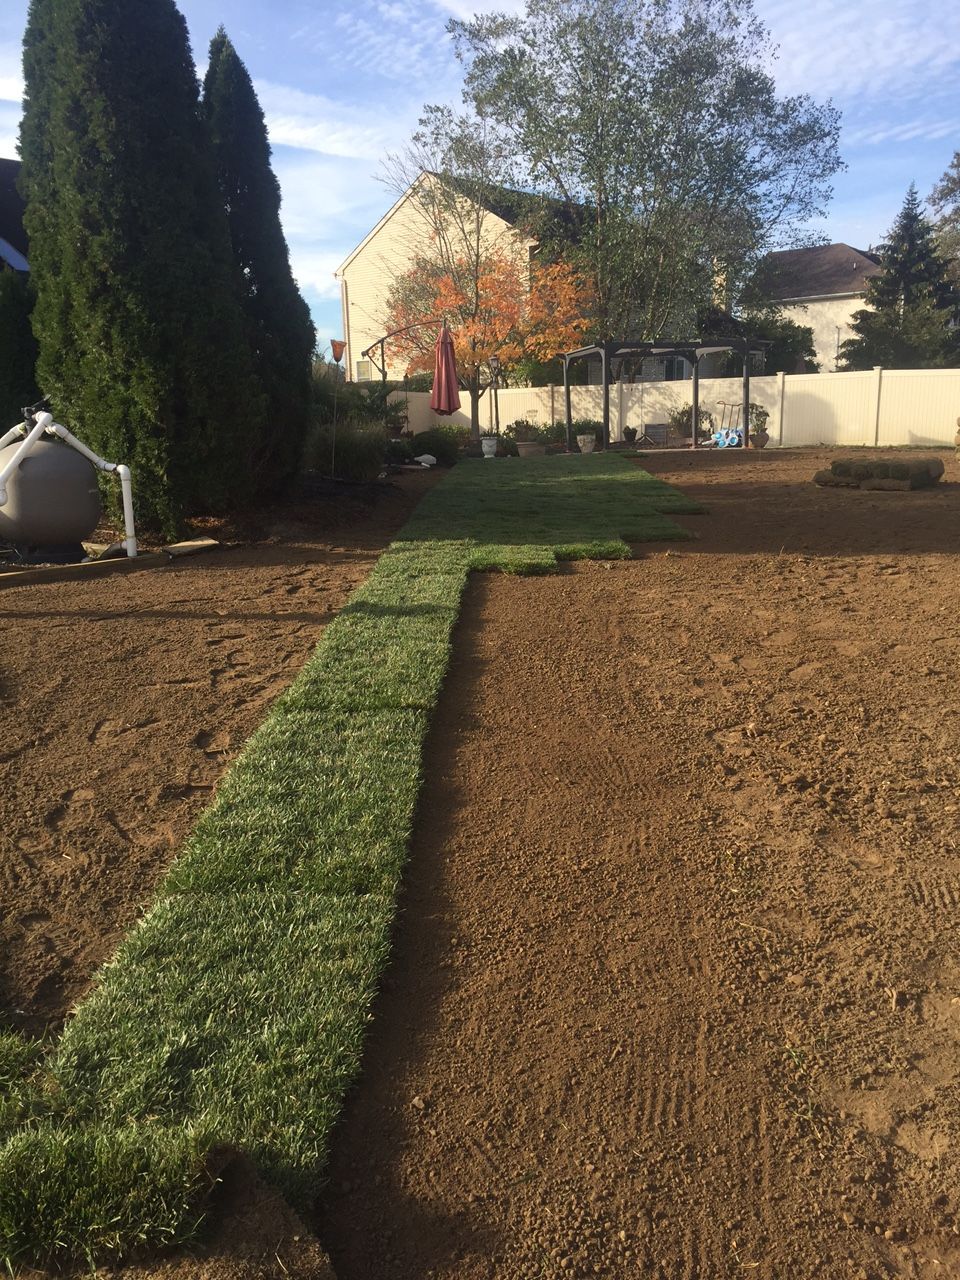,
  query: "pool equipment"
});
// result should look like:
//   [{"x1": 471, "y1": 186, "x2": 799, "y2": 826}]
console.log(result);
[{"x1": 0, "y1": 402, "x2": 137, "y2": 560}]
